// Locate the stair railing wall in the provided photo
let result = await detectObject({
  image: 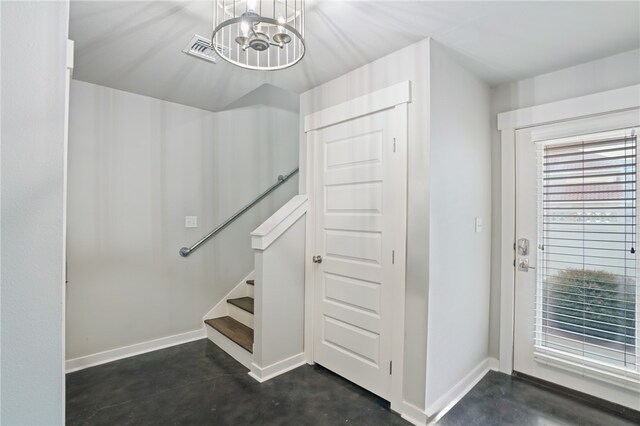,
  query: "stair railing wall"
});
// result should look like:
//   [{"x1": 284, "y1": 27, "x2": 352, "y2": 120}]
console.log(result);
[
  {"x1": 179, "y1": 168, "x2": 299, "y2": 257},
  {"x1": 249, "y1": 195, "x2": 308, "y2": 381}
]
